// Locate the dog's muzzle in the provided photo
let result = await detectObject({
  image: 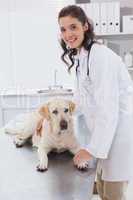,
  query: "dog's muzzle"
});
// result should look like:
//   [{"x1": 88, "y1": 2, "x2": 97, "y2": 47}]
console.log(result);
[{"x1": 60, "y1": 119, "x2": 68, "y2": 130}]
